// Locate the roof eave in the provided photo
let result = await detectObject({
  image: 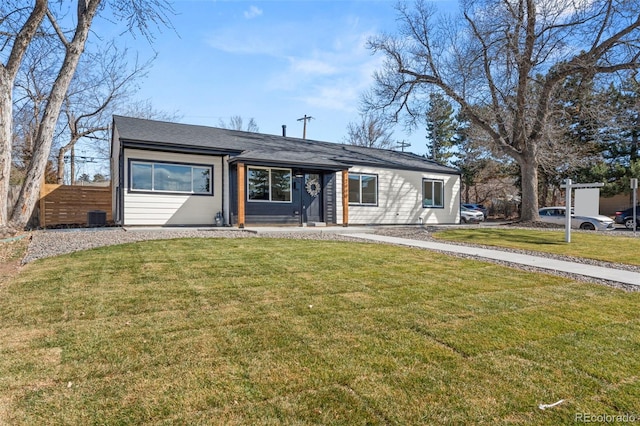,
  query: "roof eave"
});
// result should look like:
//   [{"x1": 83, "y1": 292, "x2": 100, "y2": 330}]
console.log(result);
[{"x1": 120, "y1": 139, "x2": 242, "y2": 156}]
